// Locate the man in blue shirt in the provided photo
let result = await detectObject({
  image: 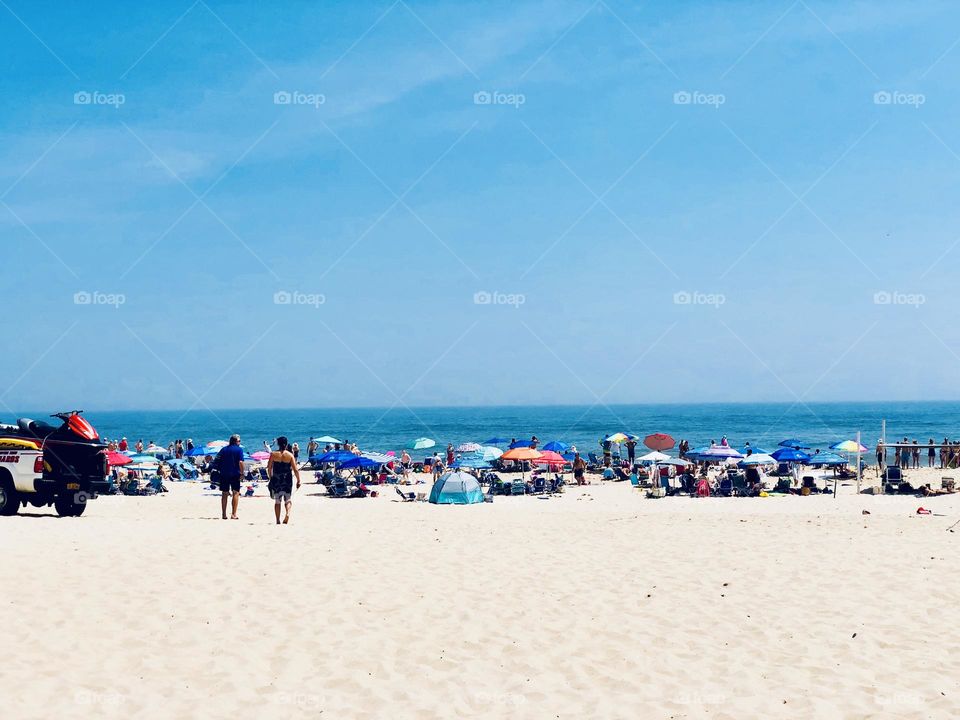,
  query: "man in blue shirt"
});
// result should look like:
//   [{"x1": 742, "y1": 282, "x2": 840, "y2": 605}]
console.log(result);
[{"x1": 217, "y1": 434, "x2": 245, "y2": 520}]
